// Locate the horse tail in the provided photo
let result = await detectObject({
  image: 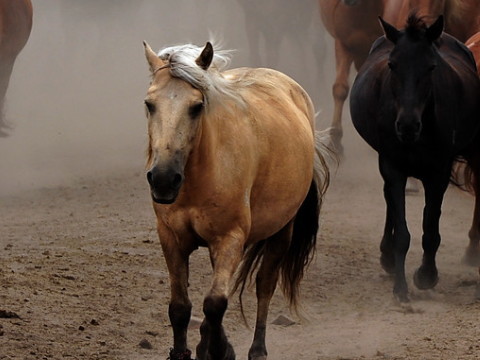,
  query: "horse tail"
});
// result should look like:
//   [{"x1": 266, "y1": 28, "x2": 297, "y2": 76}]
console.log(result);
[
  {"x1": 232, "y1": 129, "x2": 331, "y2": 322},
  {"x1": 279, "y1": 129, "x2": 332, "y2": 309}
]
